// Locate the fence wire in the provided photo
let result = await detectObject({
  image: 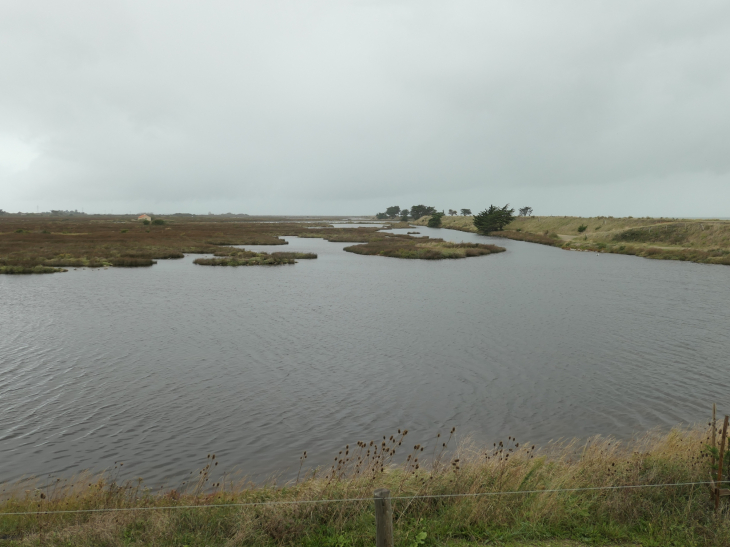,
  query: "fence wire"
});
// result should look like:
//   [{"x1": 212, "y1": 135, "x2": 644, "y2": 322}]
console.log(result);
[{"x1": 1, "y1": 480, "x2": 723, "y2": 516}]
